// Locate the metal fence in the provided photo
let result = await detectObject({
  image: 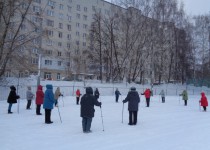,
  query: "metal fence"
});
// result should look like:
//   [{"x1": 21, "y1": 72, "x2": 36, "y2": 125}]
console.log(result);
[{"x1": 1, "y1": 84, "x2": 210, "y2": 101}]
